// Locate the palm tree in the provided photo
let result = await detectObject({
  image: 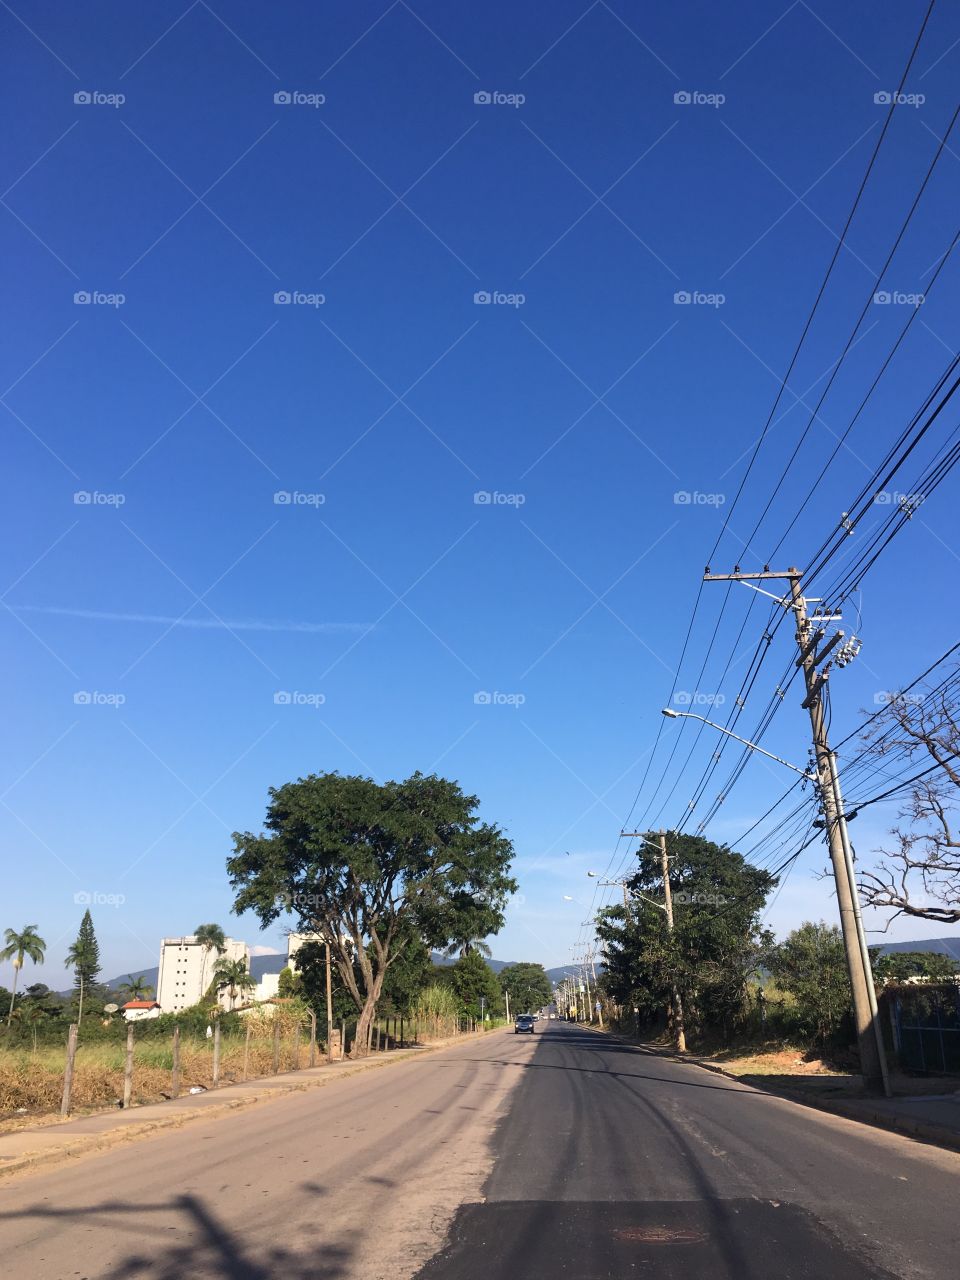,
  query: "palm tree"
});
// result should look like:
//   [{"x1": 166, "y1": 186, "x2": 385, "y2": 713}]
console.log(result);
[
  {"x1": 195, "y1": 923, "x2": 226, "y2": 1002},
  {"x1": 12, "y1": 1003, "x2": 46, "y2": 1051},
  {"x1": 1, "y1": 925, "x2": 46, "y2": 1027},
  {"x1": 443, "y1": 937, "x2": 492, "y2": 959},
  {"x1": 118, "y1": 975, "x2": 154, "y2": 1002},
  {"x1": 212, "y1": 956, "x2": 256, "y2": 1010}
]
